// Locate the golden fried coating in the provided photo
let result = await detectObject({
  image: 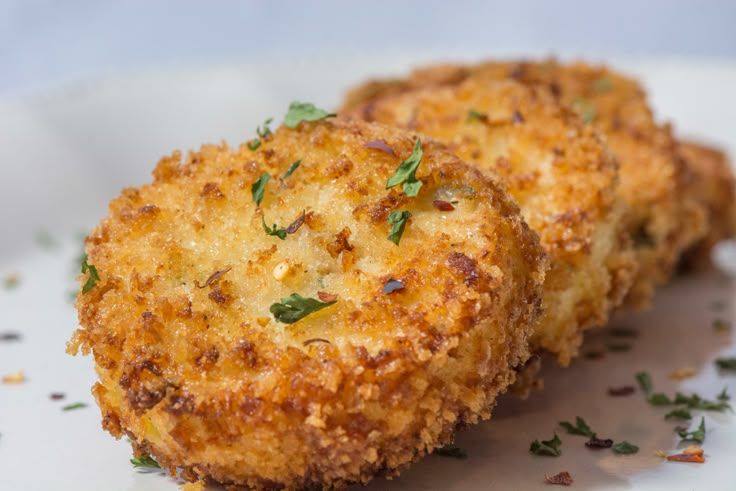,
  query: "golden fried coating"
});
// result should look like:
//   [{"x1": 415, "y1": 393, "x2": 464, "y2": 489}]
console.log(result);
[
  {"x1": 68, "y1": 117, "x2": 548, "y2": 489},
  {"x1": 347, "y1": 78, "x2": 636, "y2": 365},
  {"x1": 342, "y1": 59, "x2": 708, "y2": 308},
  {"x1": 678, "y1": 140, "x2": 736, "y2": 268}
]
